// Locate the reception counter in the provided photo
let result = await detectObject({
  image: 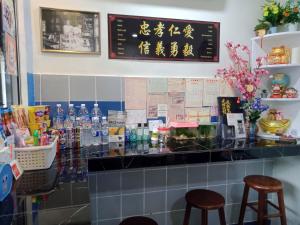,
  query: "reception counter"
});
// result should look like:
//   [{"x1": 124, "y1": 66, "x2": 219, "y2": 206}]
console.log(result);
[
  {"x1": 1, "y1": 139, "x2": 300, "y2": 225},
  {"x1": 87, "y1": 138, "x2": 300, "y2": 171}
]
